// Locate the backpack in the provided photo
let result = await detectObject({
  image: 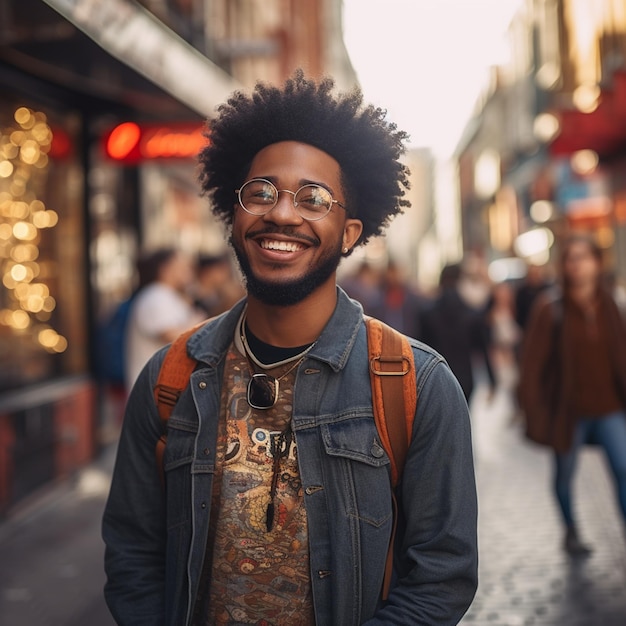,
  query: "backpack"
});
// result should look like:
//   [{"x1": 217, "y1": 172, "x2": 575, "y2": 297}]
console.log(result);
[
  {"x1": 96, "y1": 296, "x2": 134, "y2": 386},
  {"x1": 153, "y1": 315, "x2": 417, "y2": 600}
]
